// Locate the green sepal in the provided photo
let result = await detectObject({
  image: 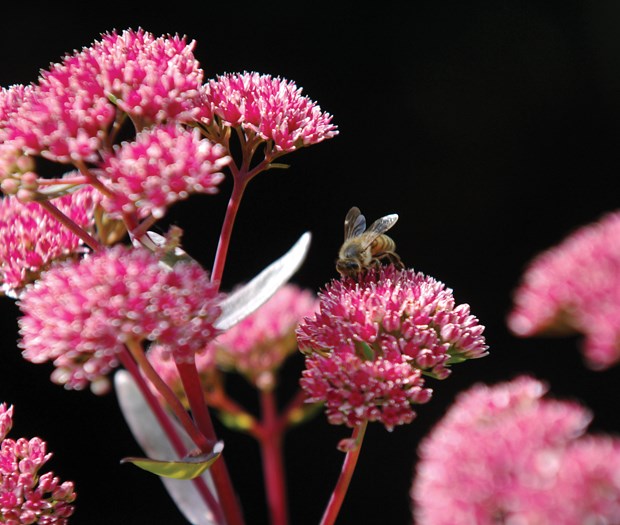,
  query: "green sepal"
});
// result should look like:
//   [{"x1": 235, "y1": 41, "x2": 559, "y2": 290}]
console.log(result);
[
  {"x1": 286, "y1": 401, "x2": 324, "y2": 428},
  {"x1": 217, "y1": 410, "x2": 257, "y2": 433},
  {"x1": 267, "y1": 163, "x2": 290, "y2": 170},
  {"x1": 355, "y1": 341, "x2": 376, "y2": 361}
]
